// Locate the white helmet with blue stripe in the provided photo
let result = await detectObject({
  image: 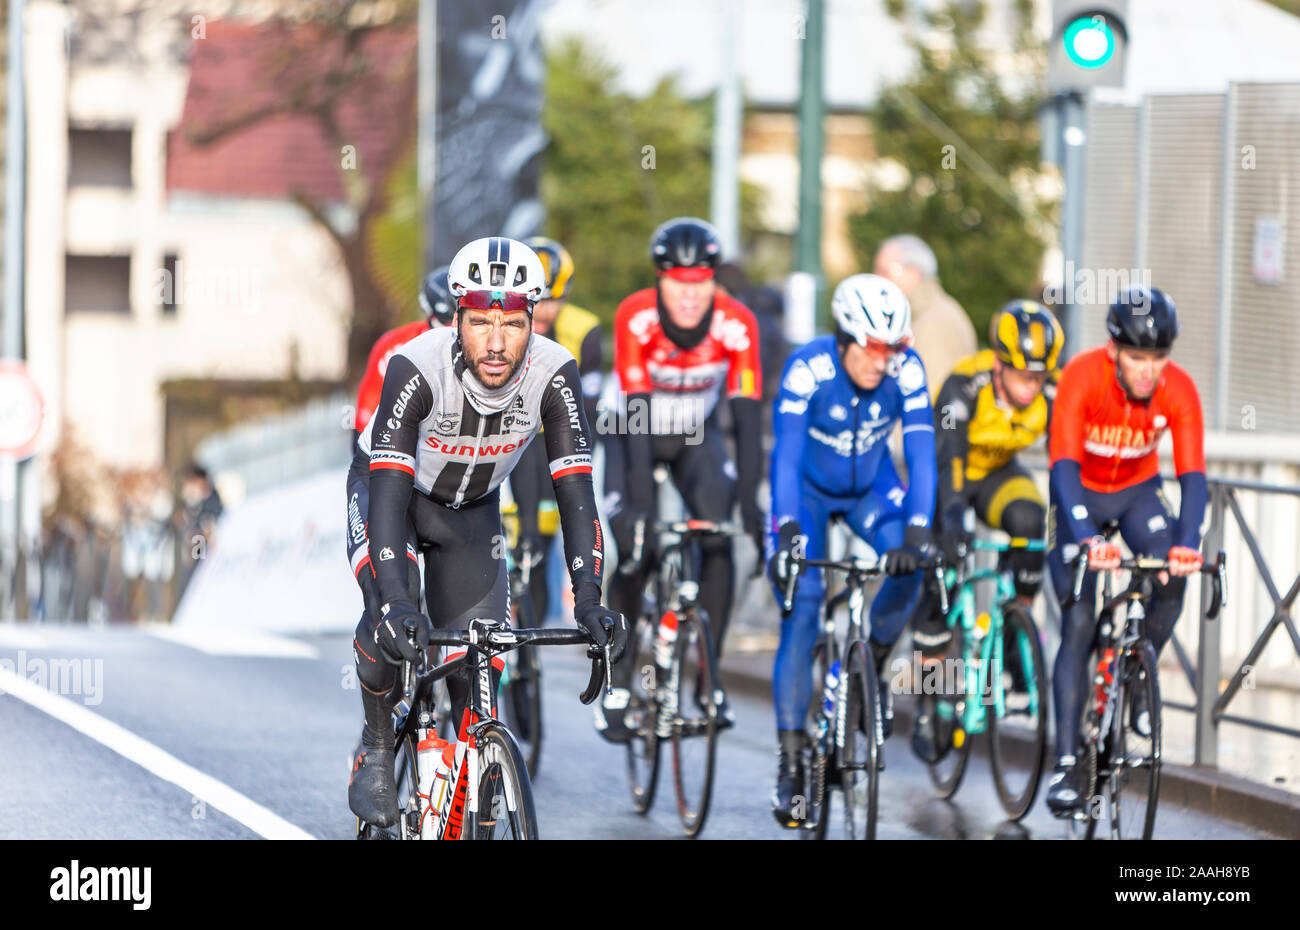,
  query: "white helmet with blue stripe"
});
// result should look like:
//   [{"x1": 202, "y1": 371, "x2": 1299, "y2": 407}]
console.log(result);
[{"x1": 831, "y1": 273, "x2": 912, "y2": 348}]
